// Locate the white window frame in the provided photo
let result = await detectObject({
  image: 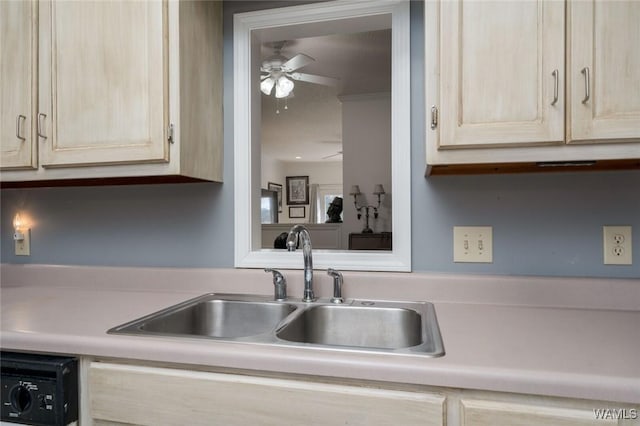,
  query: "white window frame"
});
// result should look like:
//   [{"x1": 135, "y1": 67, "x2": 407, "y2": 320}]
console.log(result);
[{"x1": 234, "y1": 0, "x2": 411, "y2": 272}]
